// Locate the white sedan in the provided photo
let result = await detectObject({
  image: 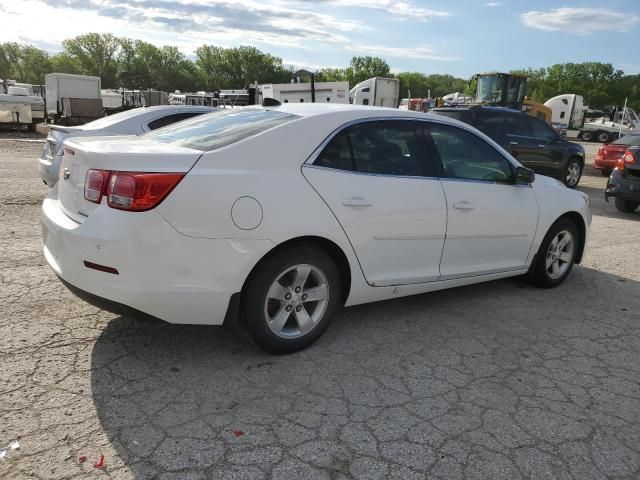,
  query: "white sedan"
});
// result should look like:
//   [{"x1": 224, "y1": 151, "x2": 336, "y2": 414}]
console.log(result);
[
  {"x1": 42, "y1": 104, "x2": 591, "y2": 353},
  {"x1": 38, "y1": 105, "x2": 215, "y2": 186}
]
